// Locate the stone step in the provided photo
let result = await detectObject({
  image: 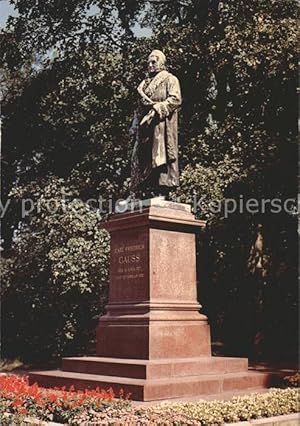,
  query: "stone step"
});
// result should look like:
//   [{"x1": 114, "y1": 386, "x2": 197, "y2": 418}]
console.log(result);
[
  {"x1": 29, "y1": 370, "x2": 271, "y2": 401},
  {"x1": 62, "y1": 355, "x2": 248, "y2": 379}
]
